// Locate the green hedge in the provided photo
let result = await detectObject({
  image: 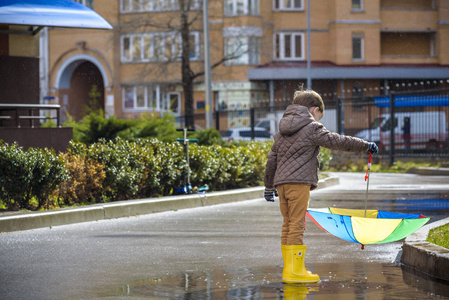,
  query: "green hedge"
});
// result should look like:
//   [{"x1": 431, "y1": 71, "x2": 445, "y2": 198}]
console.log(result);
[
  {"x1": 0, "y1": 138, "x2": 332, "y2": 211},
  {"x1": 0, "y1": 142, "x2": 68, "y2": 210}
]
